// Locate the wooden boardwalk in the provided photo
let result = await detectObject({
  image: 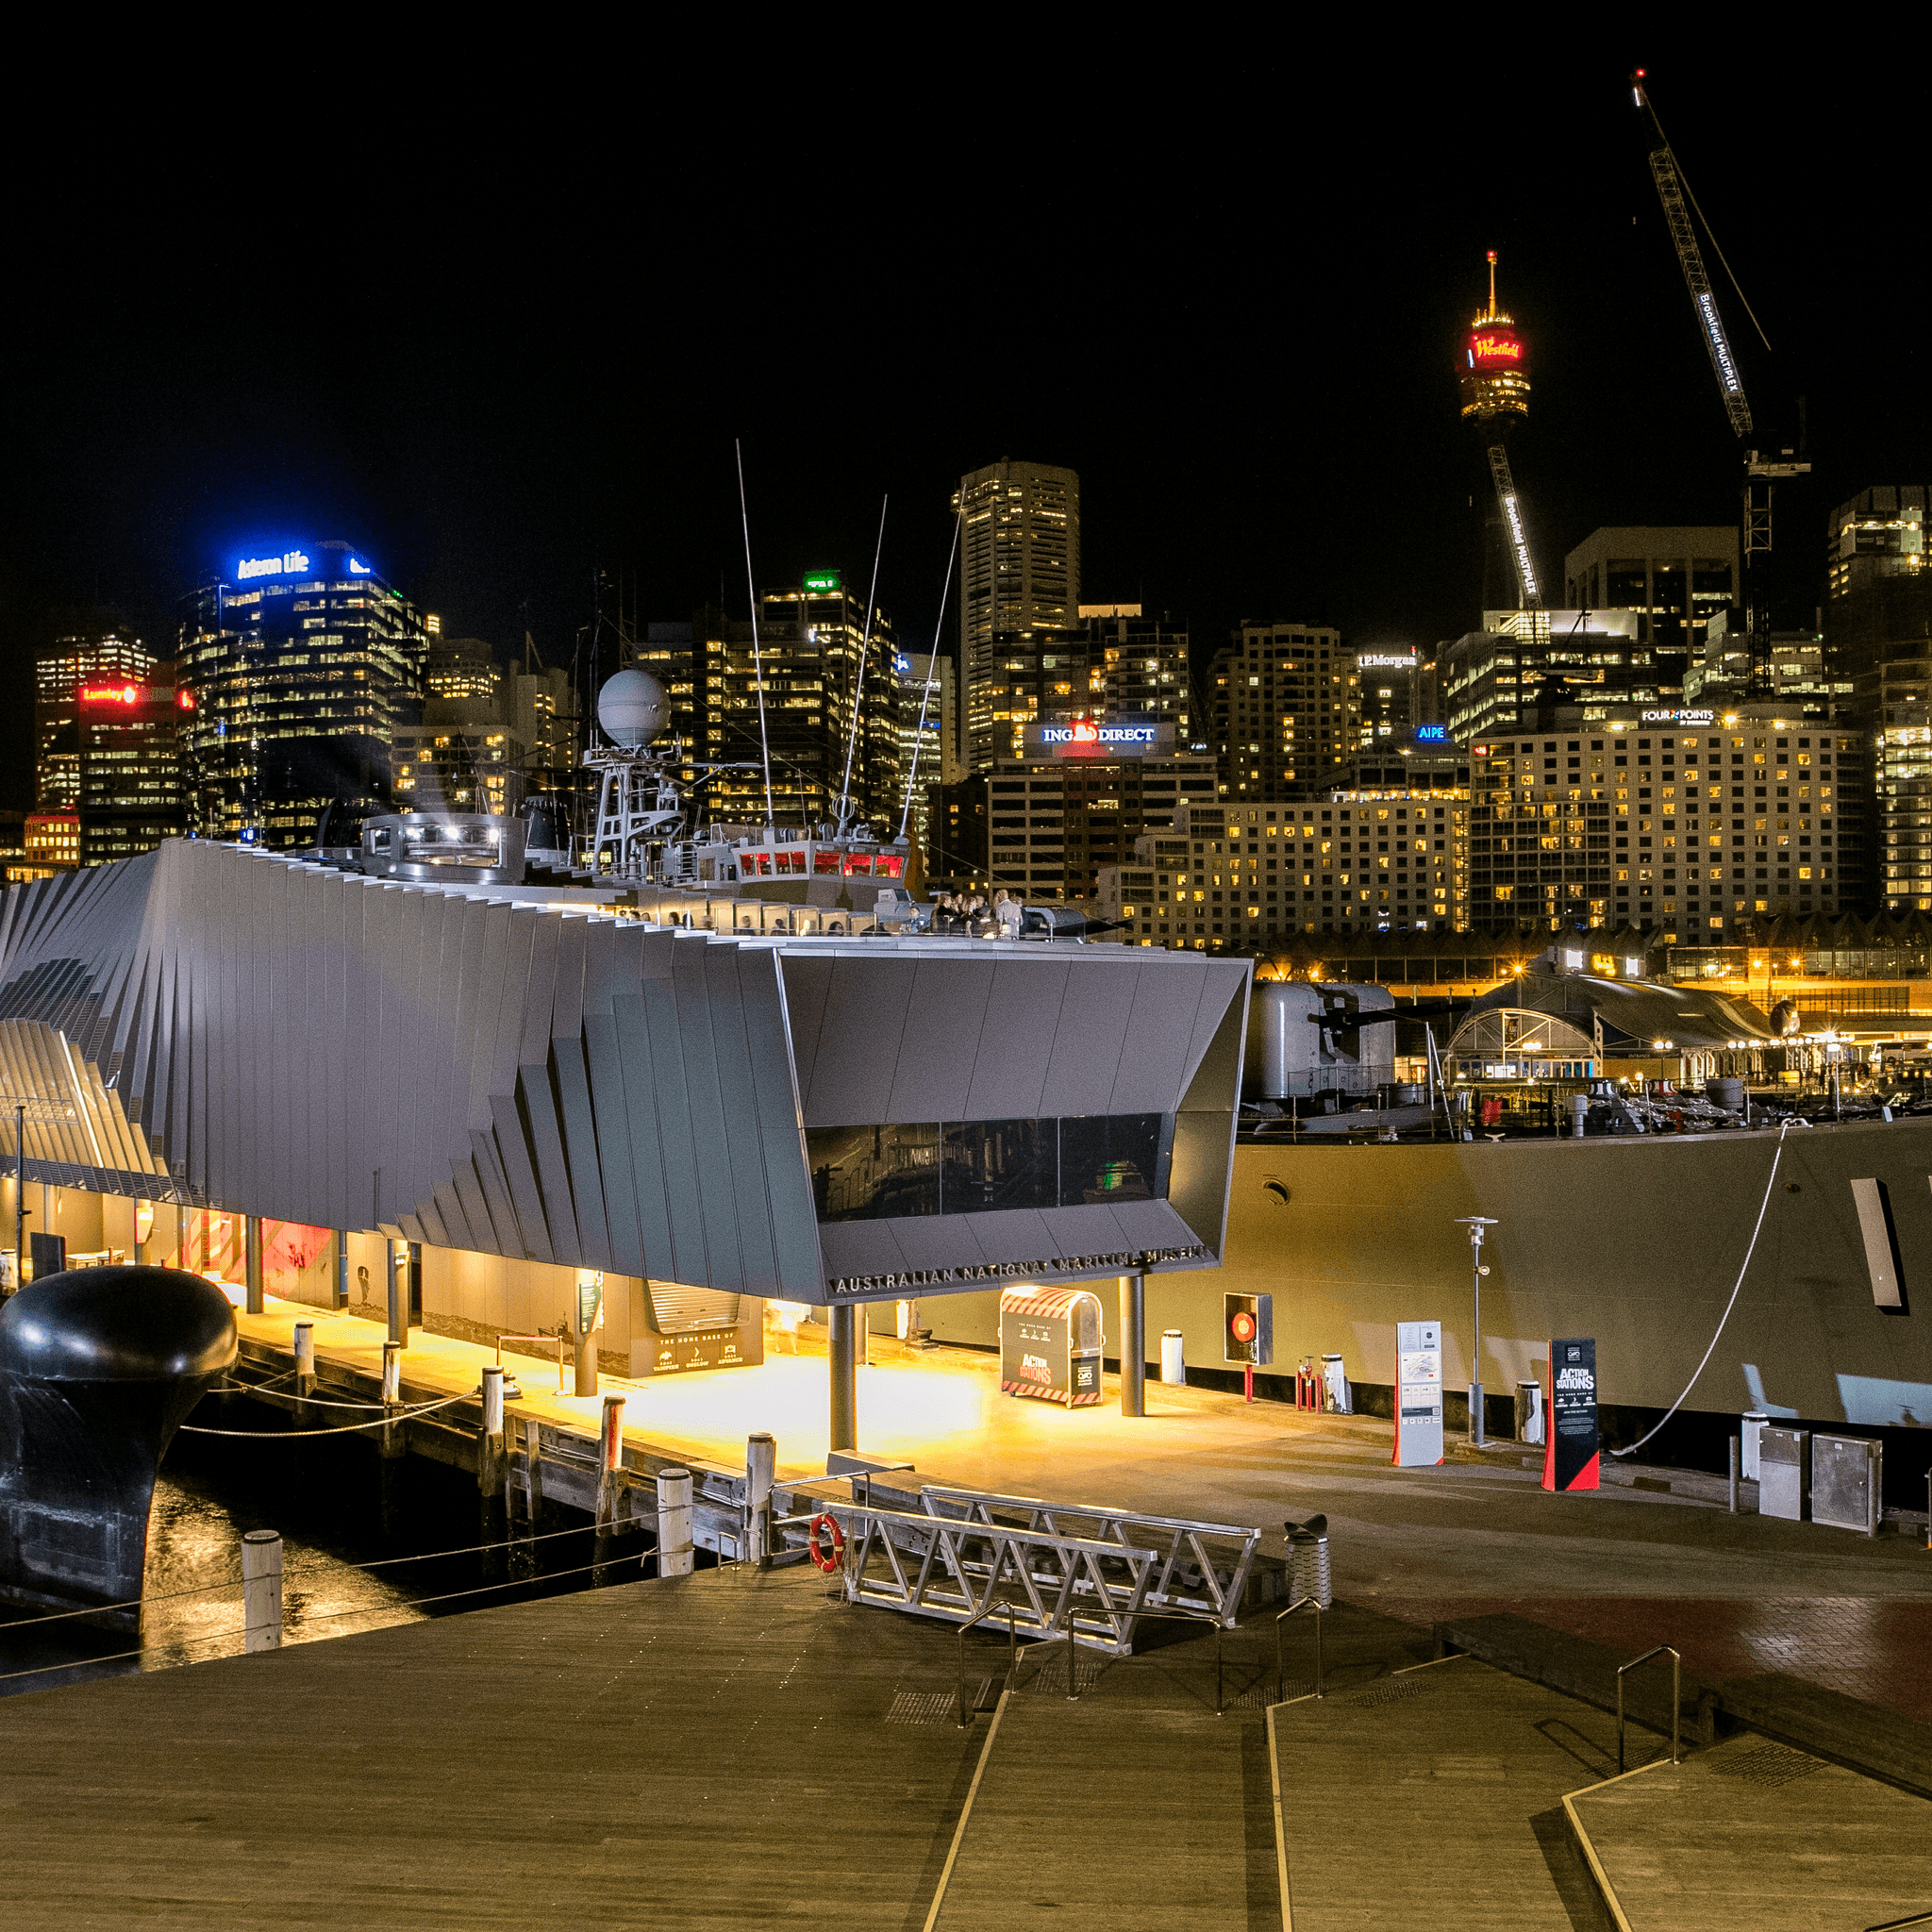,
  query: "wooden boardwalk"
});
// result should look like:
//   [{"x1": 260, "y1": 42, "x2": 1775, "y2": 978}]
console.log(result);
[
  {"x1": 0, "y1": 1565, "x2": 990, "y2": 1930},
  {"x1": 1566, "y1": 1735, "x2": 1932, "y2": 1930}
]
